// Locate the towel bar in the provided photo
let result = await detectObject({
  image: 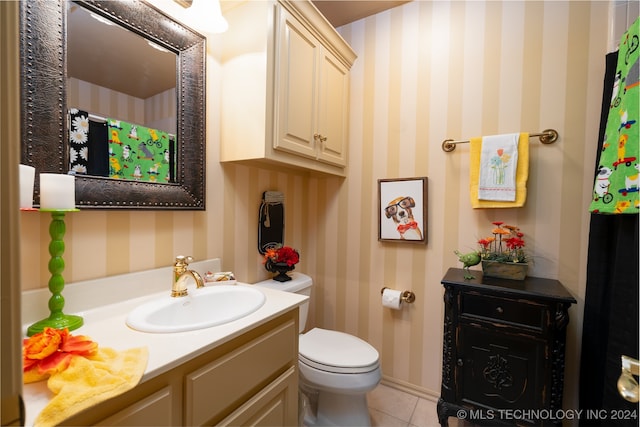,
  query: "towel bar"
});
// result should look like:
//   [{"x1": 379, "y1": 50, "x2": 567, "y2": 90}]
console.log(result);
[{"x1": 442, "y1": 129, "x2": 558, "y2": 152}]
